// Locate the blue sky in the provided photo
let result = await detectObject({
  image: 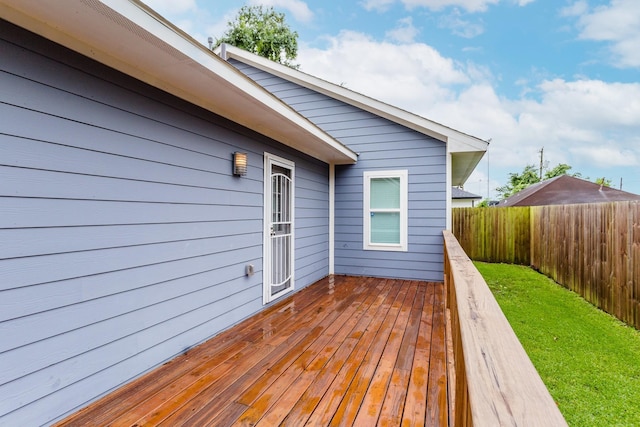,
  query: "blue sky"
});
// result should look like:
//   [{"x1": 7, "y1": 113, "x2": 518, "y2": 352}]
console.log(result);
[{"x1": 144, "y1": 0, "x2": 640, "y2": 198}]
